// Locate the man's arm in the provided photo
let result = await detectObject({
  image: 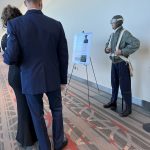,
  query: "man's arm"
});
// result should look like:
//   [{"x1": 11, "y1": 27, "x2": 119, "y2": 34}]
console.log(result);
[
  {"x1": 1, "y1": 34, "x2": 7, "y2": 52},
  {"x1": 121, "y1": 31, "x2": 140, "y2": 56},
  {"x1": 57, "y1": 22, "x2": 69, "y2": 85},
  {"x1": 3, "y1": 21, "x2": 21, "y2": 65},
  {"x1": 104, "y1": 34, "x2": 112, "y2": 54}
]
